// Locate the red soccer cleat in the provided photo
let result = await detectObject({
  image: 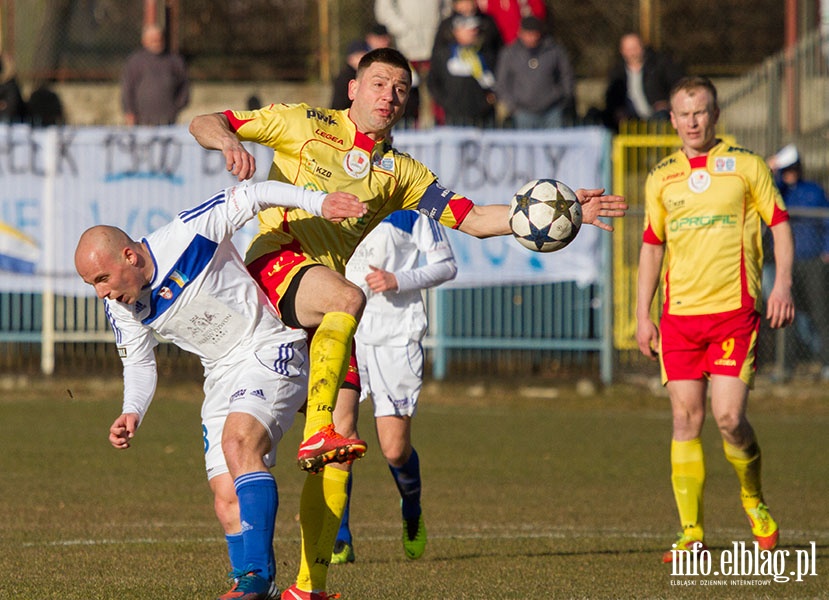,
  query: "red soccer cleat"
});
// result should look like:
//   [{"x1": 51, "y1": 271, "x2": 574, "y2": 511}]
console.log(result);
[{"x1": 296, "y1": 424, "x2": 367, "y2": 473}]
